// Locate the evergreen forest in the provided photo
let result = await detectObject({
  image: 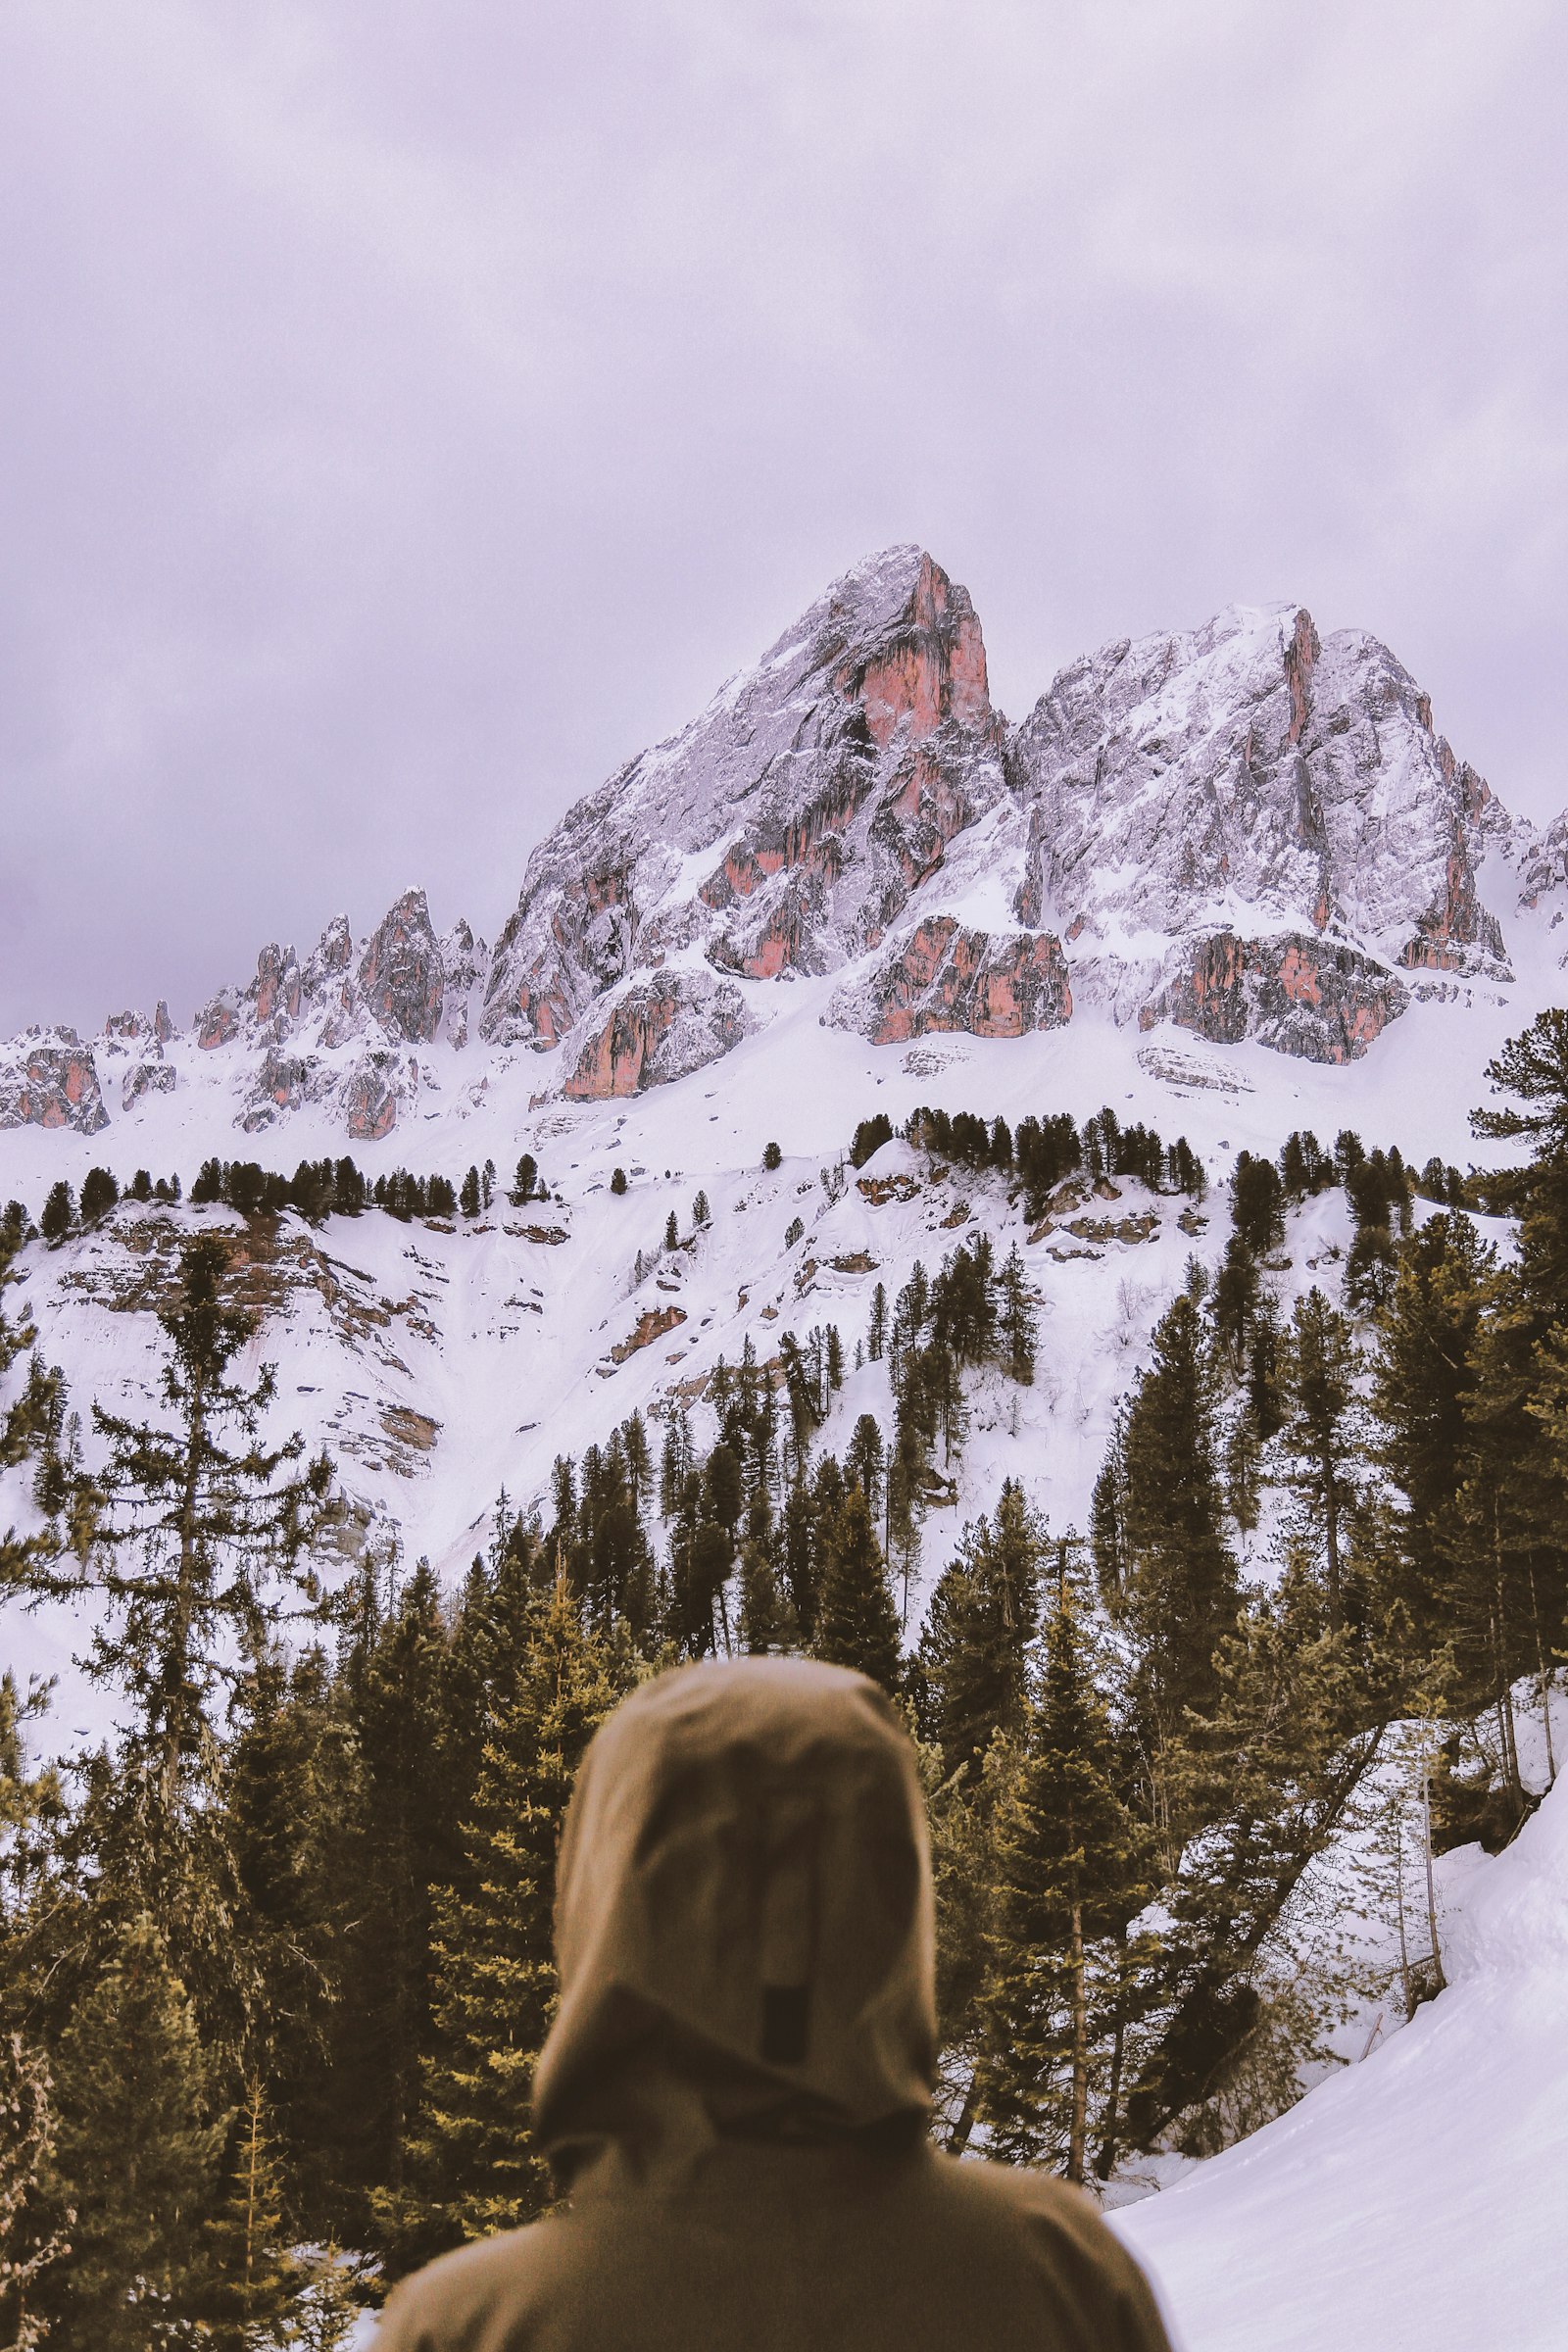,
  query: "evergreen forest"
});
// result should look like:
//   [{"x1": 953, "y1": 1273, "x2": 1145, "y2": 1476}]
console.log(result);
[{"x1": 1, "y1": 1018, "x2": 1566, "y2": 2344}]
